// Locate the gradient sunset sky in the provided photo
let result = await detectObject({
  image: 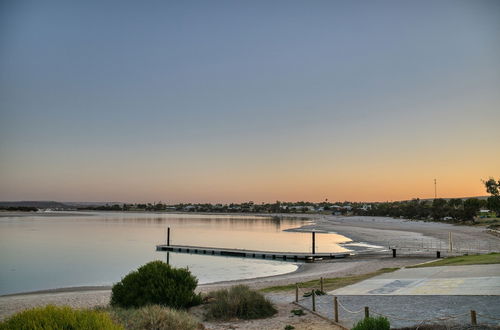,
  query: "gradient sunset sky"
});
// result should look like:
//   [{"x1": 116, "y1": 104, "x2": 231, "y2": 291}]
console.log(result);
[{"x1": 1, "y1": 0, "x2": 499, "y2": 203}]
